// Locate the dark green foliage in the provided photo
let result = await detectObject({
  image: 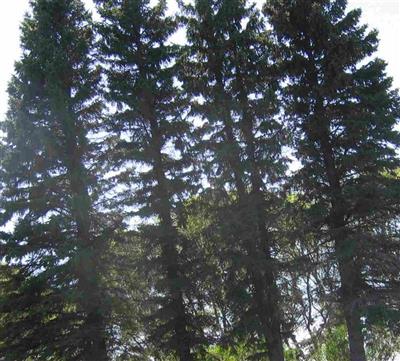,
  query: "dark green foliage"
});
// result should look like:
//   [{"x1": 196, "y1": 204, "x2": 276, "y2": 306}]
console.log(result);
[
  {"x1": 1, "y1": 0, "x2": 400, "y2": 360},
  {"x1": 0, "y1": 0, "x2": 113, "y2": 359},
  {"x1": 95, "y1": 1, "x2": 208, "y2": 359},
  {"x1": 180, "y1": 0, "x2": 284, "y2": 189},
  {"x1": 265, "y1": 0, "x2": 400, "y2": 359},
  {"x1": 179, "y1": 1, "x2": 290, "y2": 360}
]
